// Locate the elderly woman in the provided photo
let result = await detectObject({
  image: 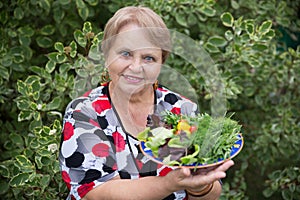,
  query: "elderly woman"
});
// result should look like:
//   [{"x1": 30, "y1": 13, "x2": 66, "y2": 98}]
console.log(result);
[{"x1": 59, "y1": 6, "x2": 234, "y2": 200}]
